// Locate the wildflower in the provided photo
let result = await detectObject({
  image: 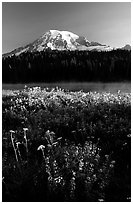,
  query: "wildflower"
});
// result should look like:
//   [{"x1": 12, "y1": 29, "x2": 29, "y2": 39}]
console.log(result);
[
  {"x1": 98, "y1": 198, "x2": 104, "y2": 202},
  {"x1": 127, "y1": 134, "x2": 131, "y2": 138},
  {"x1": 9, "y1": 130, "x2": 15, "y2": 134},
  {"x1": 2, "y1": 177, "x2": 5, "y2": 183},
  {"x1": 110, "y1": 164, "x2": 114, "y2": 168},
  {"x1": 111, "y1": 160, "x2": 116, "y2": 164},
  {"x1": 127, "y1": 197, "x2": 131, "y2": 201},
  {"x1": 23, "y1": 127, "x2": 28, "y2": 132},
  {"x1": 75, "y1": 146, "x2": 79, "y2": 156},
  {"x1": 123, "y1": 142, "x2": 128, "y2": 146},
  {"x1": 37, "y1": 145, "x2": 45, "y2": 158},
  {"x1": 37, "y1": 144, "x2": 45, "y2": 151},
  {"x1": 10, "y1": 130, "x2": 18, "y2": 163},
  {"x1": 72, "y1": 170, "x2": 76, "y2": 177}
]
